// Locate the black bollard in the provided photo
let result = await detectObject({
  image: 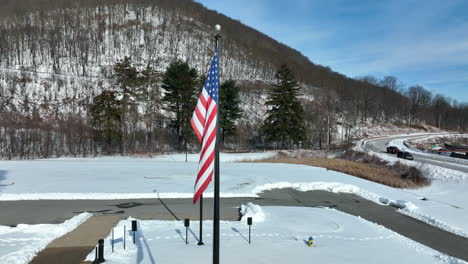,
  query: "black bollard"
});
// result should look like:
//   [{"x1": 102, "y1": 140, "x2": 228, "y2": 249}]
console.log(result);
[
  {"x1": 247, "y1": 217, "x2": 253, "y2": 244},
  {"x1": 97, "y1": 239, "x2": 105, "y2": 263},
  {"x1": 111, "y1": 229, "x2": 114, "y2": 253},
  {"x1": 132, "y1": 220, "x2": 137, "y2": 244},
  {"x1": 184, "y1": 219, "x2": 190, "y2": 244}
]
